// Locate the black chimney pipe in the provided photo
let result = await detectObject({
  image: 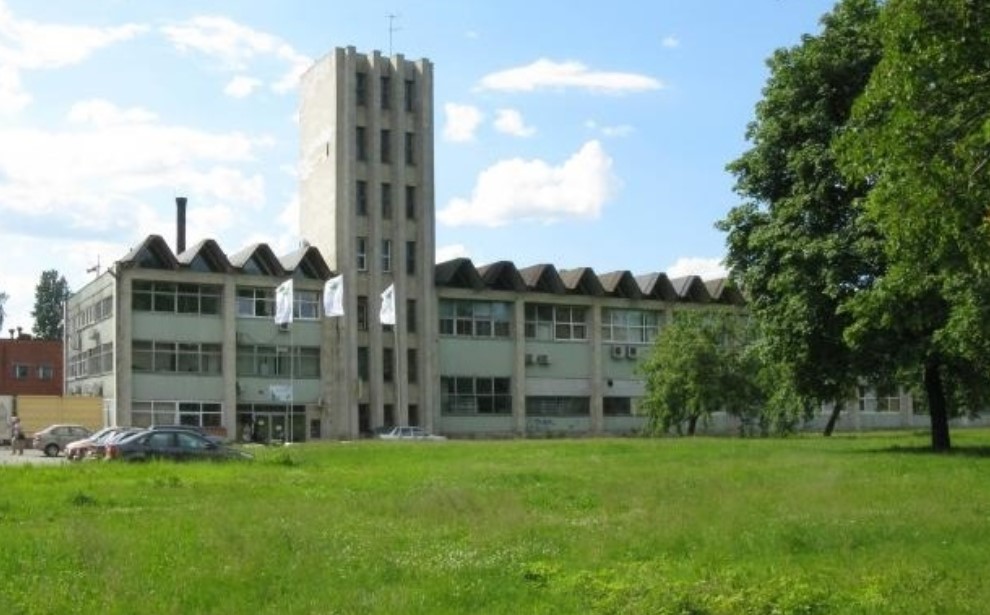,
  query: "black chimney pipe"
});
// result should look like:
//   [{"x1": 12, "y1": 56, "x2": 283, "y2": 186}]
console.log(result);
[{"x1": 176, "y1": 196, "x2": 187, "y2": 254}]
